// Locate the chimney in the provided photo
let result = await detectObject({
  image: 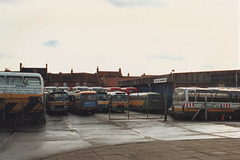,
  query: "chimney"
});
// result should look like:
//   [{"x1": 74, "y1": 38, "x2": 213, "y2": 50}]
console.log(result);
[
  {"x1": 128, "y1": 73, "x2": 130, "y2": 77},
  {"x1": 46, "y1": 64, "x2": 48, "y2": 73},
  {"x1": 20, "y1": 63, "x2": 22, "y2": 71},
  {"x1": 97, "y1": 66, "x2": 99, "y2": 73},
  {"x1": 71, "y1": 68, "x2": 73, "y2": 74},
  {"x1": 119, "y1": 68, "x2": 122, "y2": 73}
]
